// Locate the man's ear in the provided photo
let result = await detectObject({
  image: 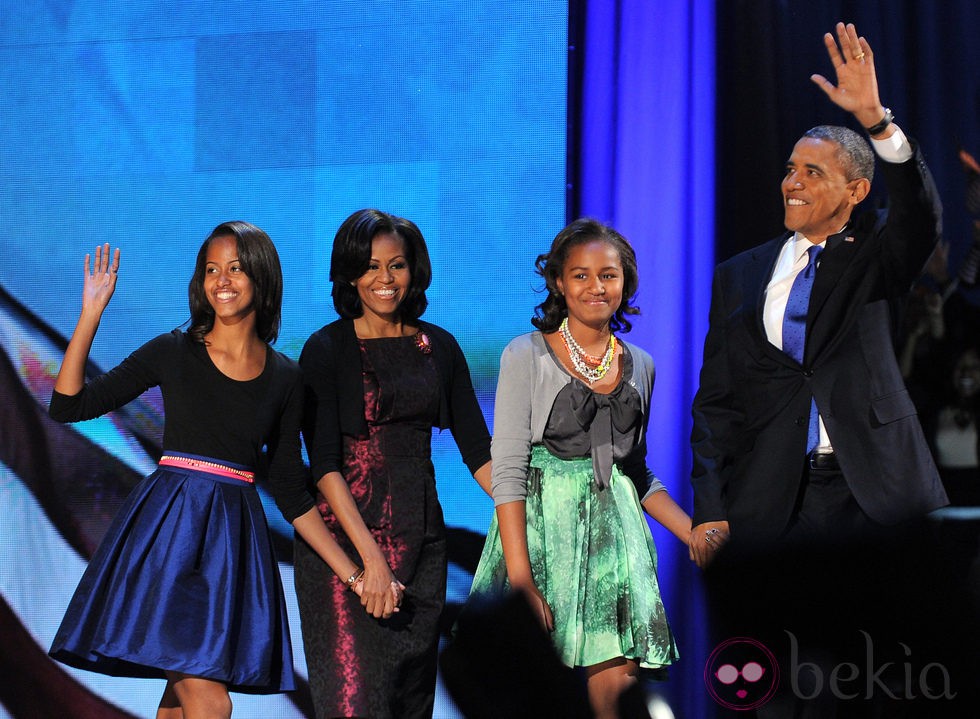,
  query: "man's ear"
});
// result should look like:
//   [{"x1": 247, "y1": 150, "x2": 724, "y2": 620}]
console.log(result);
[{"x1": 849, "y1": 177, "x2": 871, "y2": 206}]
